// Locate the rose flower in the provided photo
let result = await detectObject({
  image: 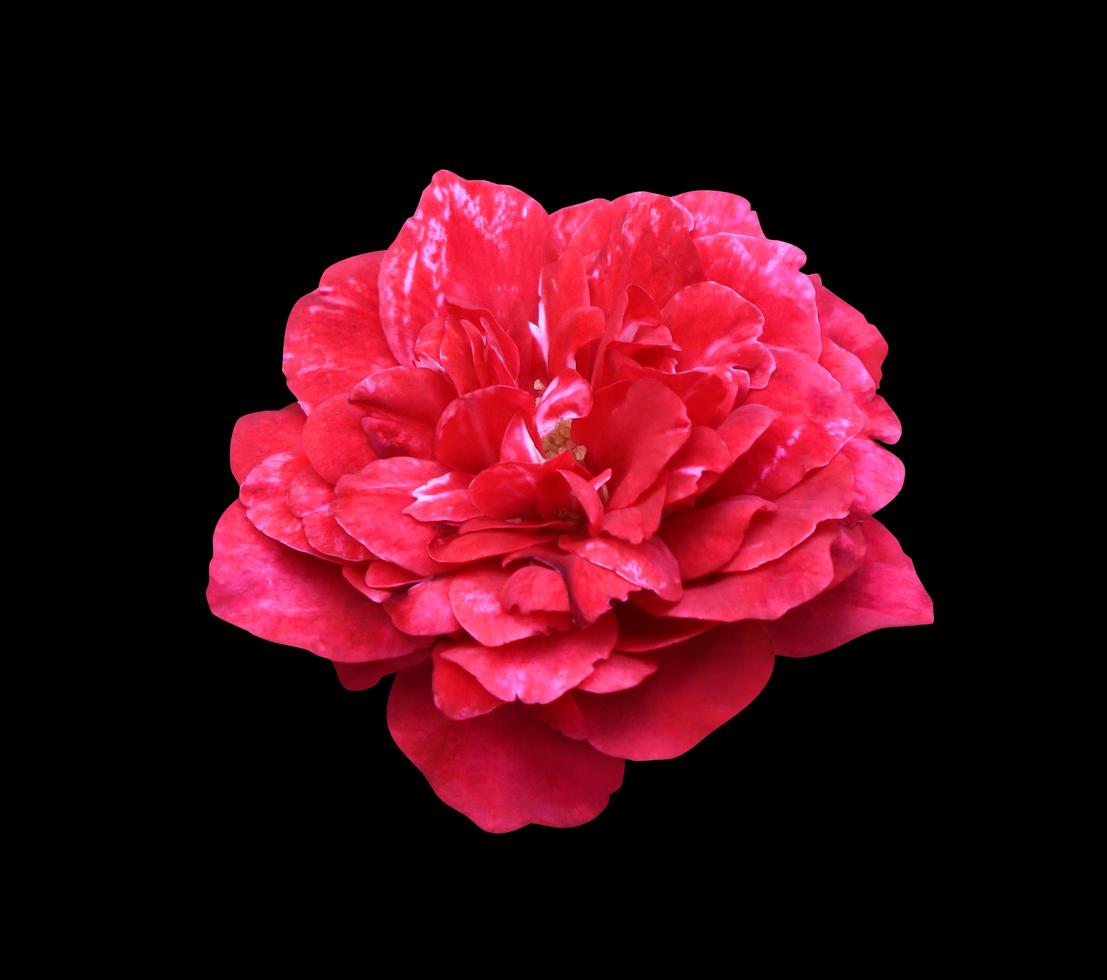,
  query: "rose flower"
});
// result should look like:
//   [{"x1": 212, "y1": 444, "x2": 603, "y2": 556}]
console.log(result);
[{"x1": 207, "y1": 170, "x2": 933, "y2": 832}]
